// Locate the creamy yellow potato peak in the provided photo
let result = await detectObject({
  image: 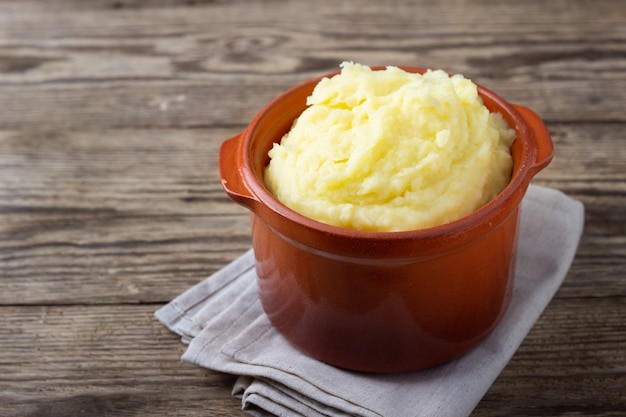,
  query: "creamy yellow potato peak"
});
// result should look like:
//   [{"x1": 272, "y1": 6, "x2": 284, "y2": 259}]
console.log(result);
[{"x1": 264, "y1": 62, "x2": 515, "y2": 232}]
